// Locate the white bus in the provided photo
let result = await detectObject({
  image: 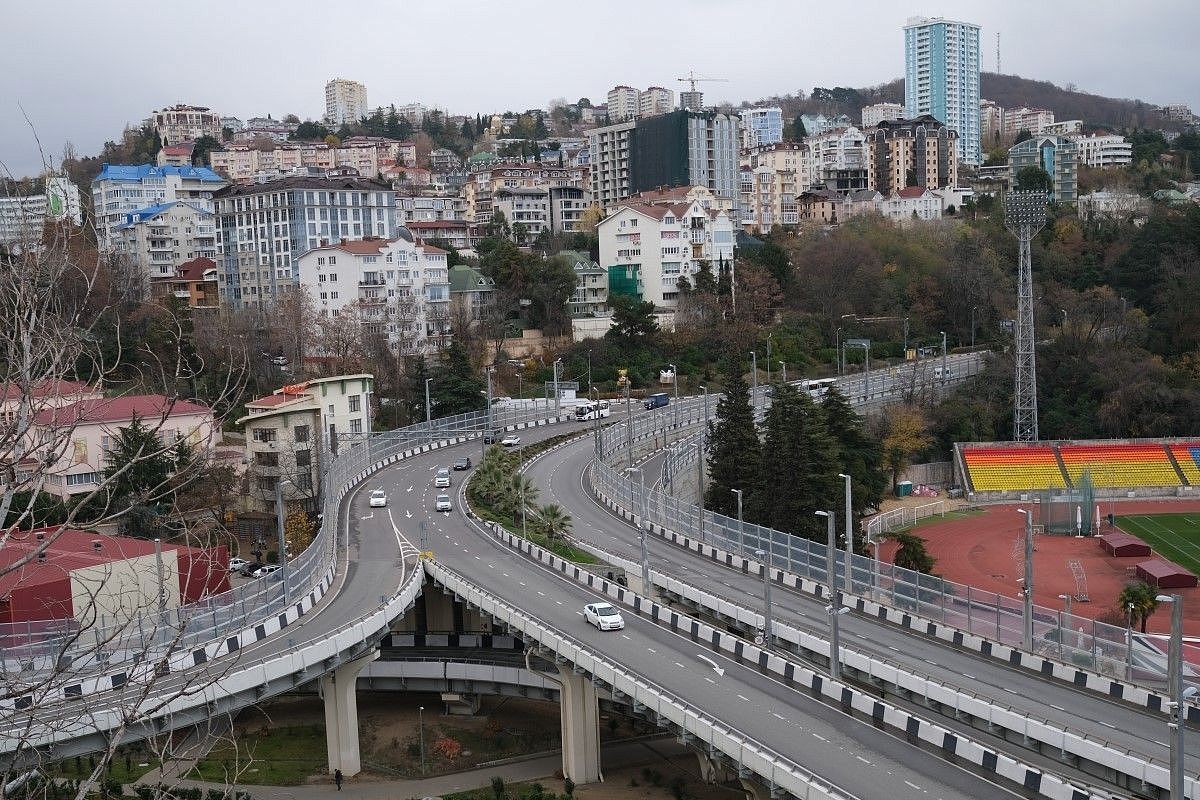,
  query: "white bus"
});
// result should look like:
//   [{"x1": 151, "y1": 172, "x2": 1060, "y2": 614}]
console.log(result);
[
  {"x1": 574, "y1": 400, "x2": 612, "y2": 421},
  {"x1": 802, "y1": 378, "x2": 838, "y2": 399}
]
